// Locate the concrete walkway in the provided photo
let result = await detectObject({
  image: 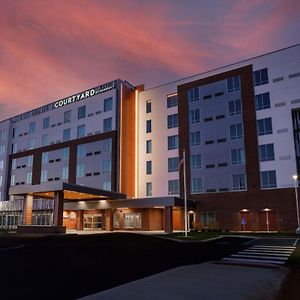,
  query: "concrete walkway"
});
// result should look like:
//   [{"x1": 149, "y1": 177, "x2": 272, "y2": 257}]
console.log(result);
[{"x1": 80, "y1": 261, "x2": 288, "y2": 300}]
